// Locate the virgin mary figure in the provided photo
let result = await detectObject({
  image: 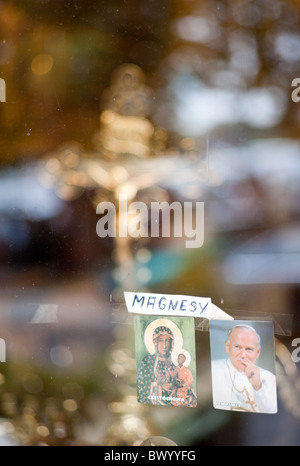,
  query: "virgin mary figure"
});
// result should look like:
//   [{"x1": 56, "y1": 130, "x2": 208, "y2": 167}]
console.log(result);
[{"x1": 137, "y1": 324, "x2": 177, "y2": 405}]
